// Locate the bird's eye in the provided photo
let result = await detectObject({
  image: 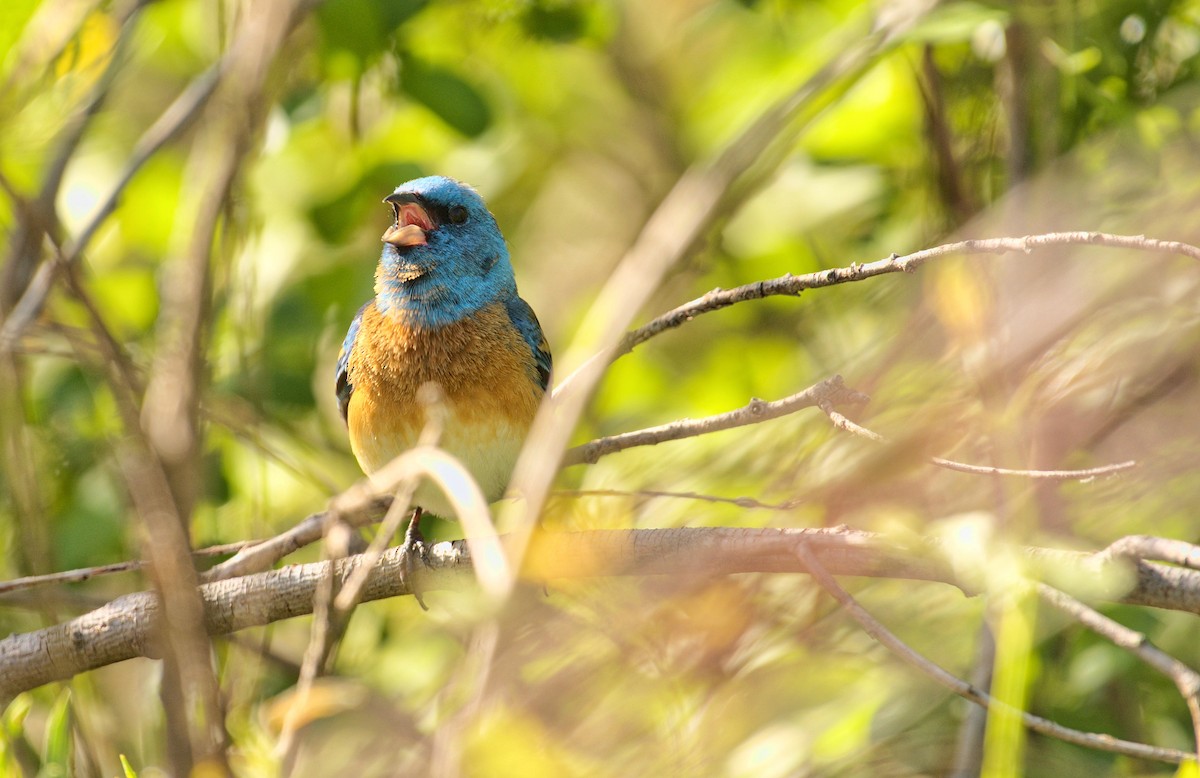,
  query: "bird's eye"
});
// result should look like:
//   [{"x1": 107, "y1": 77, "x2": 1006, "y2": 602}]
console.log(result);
[{"x1": 448, "y1": 205, "x2": 469, "y2": 225}]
